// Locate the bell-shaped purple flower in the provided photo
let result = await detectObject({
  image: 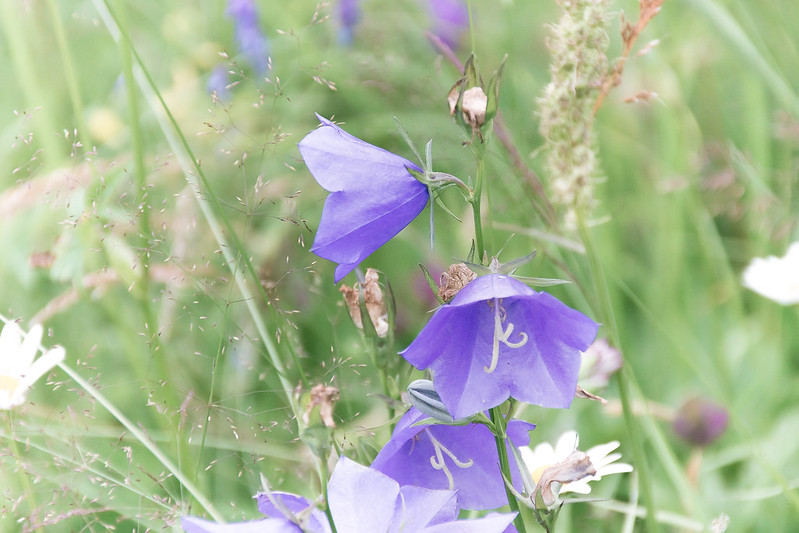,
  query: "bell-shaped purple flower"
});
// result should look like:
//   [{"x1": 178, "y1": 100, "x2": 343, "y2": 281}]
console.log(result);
[
  {"x1": 299, "y1": 114, "x2": 429, "y2": 282},
  {"x1": 428, "y1": 0, "x2": 469, "y2": 50},
  {"x1": 182, "y1": 456, "x2": 516, "y2": 532},
  {"x1": 371, "y1": 407, "x2": 534, "y2": 510},
  {"x1": 226, "y1": 0, "x2": 272, "y2": 77},
  {"x1": 401, "y1": 274, "x2": 599, "y2": 419}
]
